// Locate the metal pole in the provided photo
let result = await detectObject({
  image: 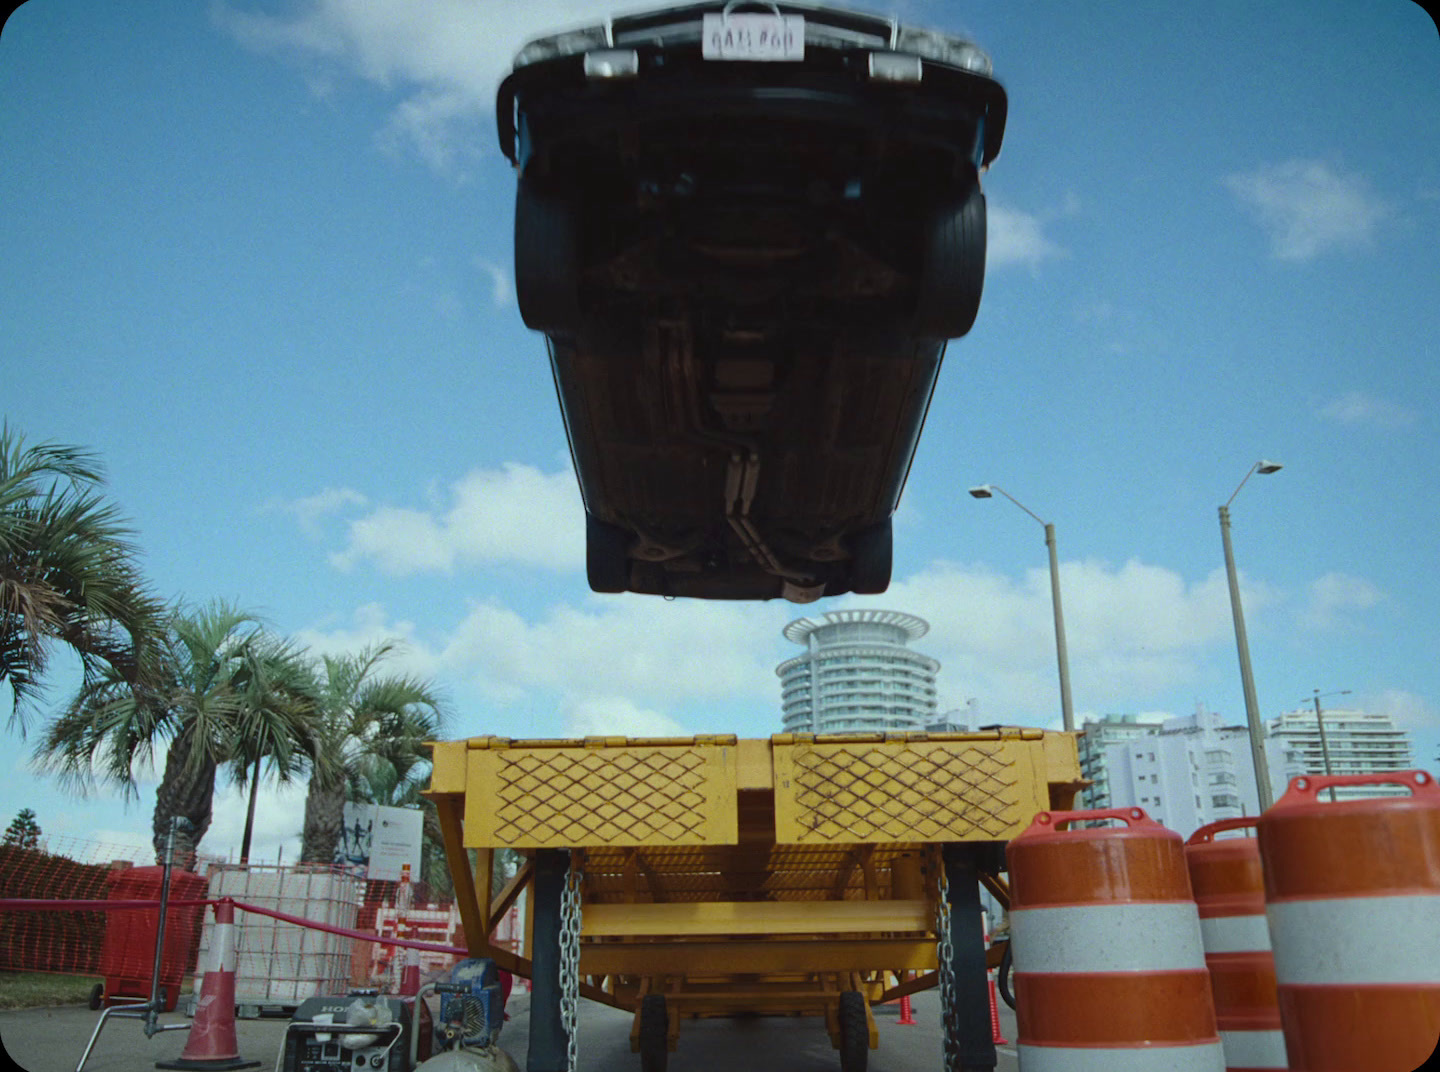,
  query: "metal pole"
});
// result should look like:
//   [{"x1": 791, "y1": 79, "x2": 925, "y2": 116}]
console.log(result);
[
  {"x1": 1220, "y1": 504, "x2": 1274, "y2": 811},
  {"x1": 1044, "y1": 522, "x2": 1075, "y2": 733},
  {"x1": 1311, "y1": 690, "x2": 1335, "y2": 778},
  {"x1": 144, "y1": 818, "x2": 179, "y2": 1037}
]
